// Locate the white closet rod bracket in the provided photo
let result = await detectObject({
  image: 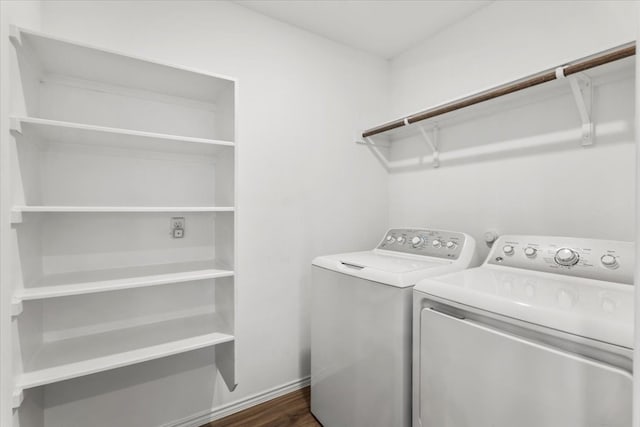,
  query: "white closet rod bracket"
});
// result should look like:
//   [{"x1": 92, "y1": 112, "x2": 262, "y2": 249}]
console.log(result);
[
  {"x1": 569, "y1": 75, "x2": 594, "y2": 146},
  {"x1": 11, "y1": 299, "x2": 23, "y2": 317},
  {"x1": 418, "y1": 125, "x2": 440, "y2": 168},
  {"x1": 12, "y1": 389, "x2": 23, "y2": 409},
  {"x1": 555, "y1": 67, "x2": 593, "y2": 146},
  {"x1": 8, "y1": 25, "x2": 22, "y2": 46}
]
